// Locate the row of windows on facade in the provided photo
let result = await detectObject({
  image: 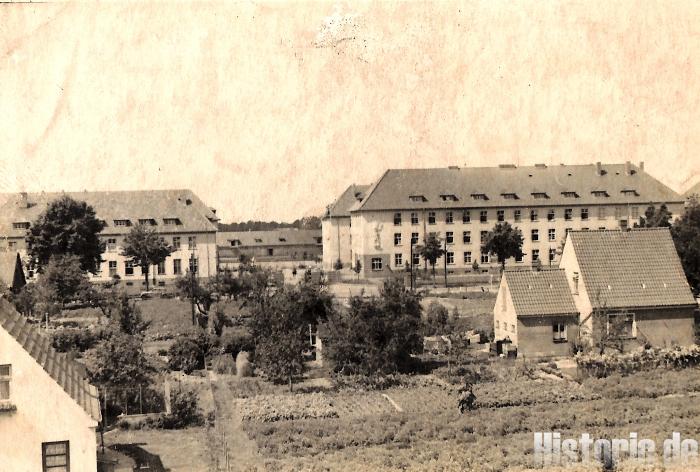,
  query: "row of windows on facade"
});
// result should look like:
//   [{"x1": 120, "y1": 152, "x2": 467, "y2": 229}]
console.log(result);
[
  {"x1": 391, "y1": 206, "x2": 644, "y2": 226},
  {"x1": 0, "y1": 366, "x2": 70, "y2": 471},
  {"x1": 408, "y1": 190, "x2": 636, "y2": 203},
  {"x1": 102, "y1": 257, "x2": 198, "y2": 277},
  {"x1": 105, "y1": 235, "x2": 197, "y2": 252},
  {"x1": 11, "y1": 218, "x2": 183, "y2": 230},
  {"x1": 370, "y1": 247, "x2": 557, "y2": 271},
  {"x1": 494, "y1": 321, "x2": 568, "y2": 342},
  {"x1": 392, "y1": 228, "x2": 572, "y2": 247}
]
